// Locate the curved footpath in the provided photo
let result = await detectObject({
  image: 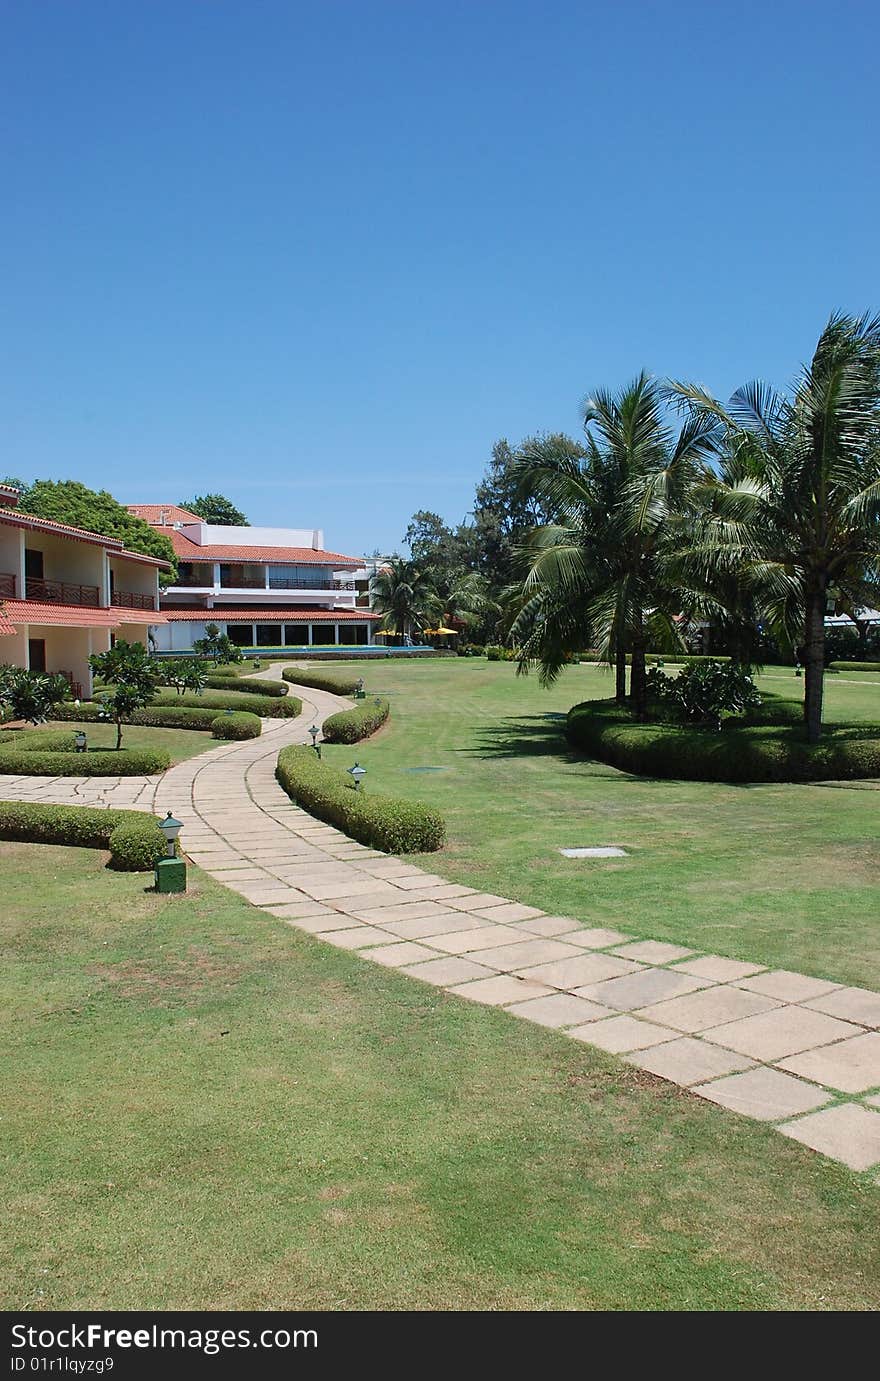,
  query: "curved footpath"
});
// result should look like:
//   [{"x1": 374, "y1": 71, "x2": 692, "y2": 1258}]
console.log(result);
[{"x1": 2, "y1": 662, "x2": 880, "y2": 1174}]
